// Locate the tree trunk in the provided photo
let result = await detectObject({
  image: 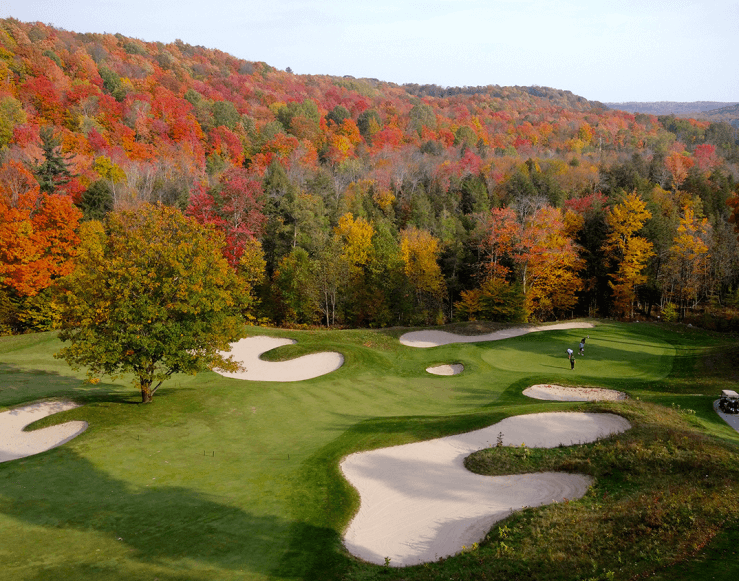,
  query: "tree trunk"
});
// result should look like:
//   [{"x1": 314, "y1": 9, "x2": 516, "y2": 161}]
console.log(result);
[{"x1": 140, "y1": 380, "x2": 153, "y2": 403}]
